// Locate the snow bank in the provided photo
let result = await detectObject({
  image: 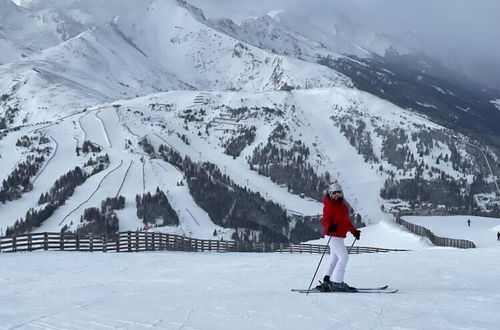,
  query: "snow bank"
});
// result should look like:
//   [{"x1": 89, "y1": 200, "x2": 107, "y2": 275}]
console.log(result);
[{"x1": 308, "y1": 220, "x2": 432, "y2": 250}]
